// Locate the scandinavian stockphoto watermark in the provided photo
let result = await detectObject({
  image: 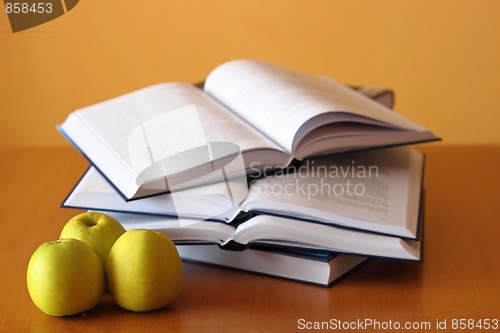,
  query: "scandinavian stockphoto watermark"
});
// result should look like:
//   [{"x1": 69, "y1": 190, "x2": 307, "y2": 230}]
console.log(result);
[
  {"x1": 248, "y1": 159, "x2": 379, "y2": 200},
  {"x1": 3, "y1": 0, "x2": 79, "y2": 33},
  {"x1": 127, "y1": 104, "x2": 248, "y2": 226}
]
